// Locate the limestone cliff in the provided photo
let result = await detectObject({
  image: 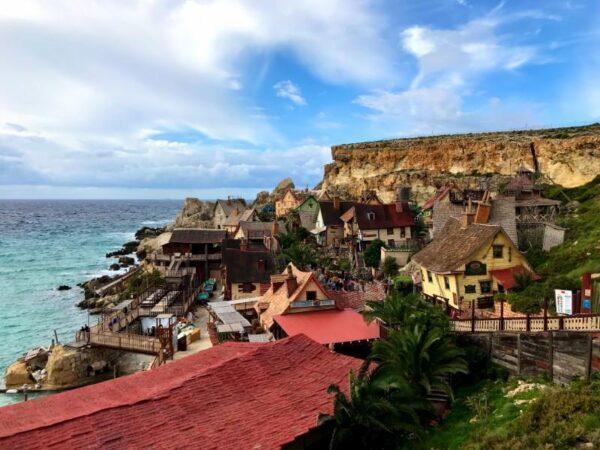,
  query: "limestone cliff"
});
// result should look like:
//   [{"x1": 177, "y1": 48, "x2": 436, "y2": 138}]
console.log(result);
[
  {"x1": 167, "y1": 198, "x2": 215, "y2": 230},
  {"x1": 321, "y1": 124, "x2": 600, "y2": 203}
]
